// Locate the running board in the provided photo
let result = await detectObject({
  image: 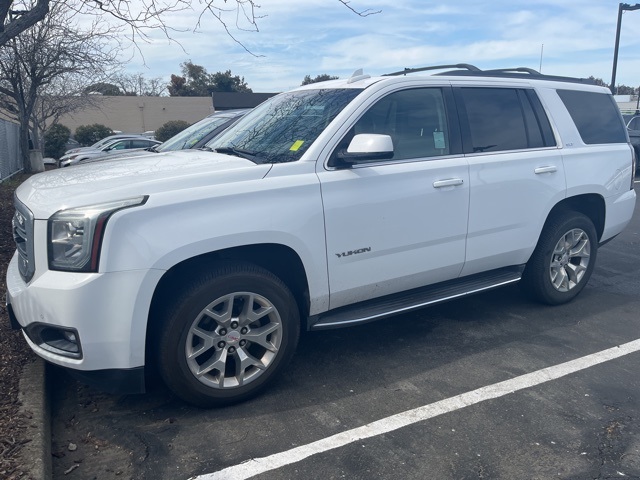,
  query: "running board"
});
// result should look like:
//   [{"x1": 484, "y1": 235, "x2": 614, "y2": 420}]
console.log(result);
[{"x1": 308, "y1": 266, "x2": 524, "y2": 330}]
